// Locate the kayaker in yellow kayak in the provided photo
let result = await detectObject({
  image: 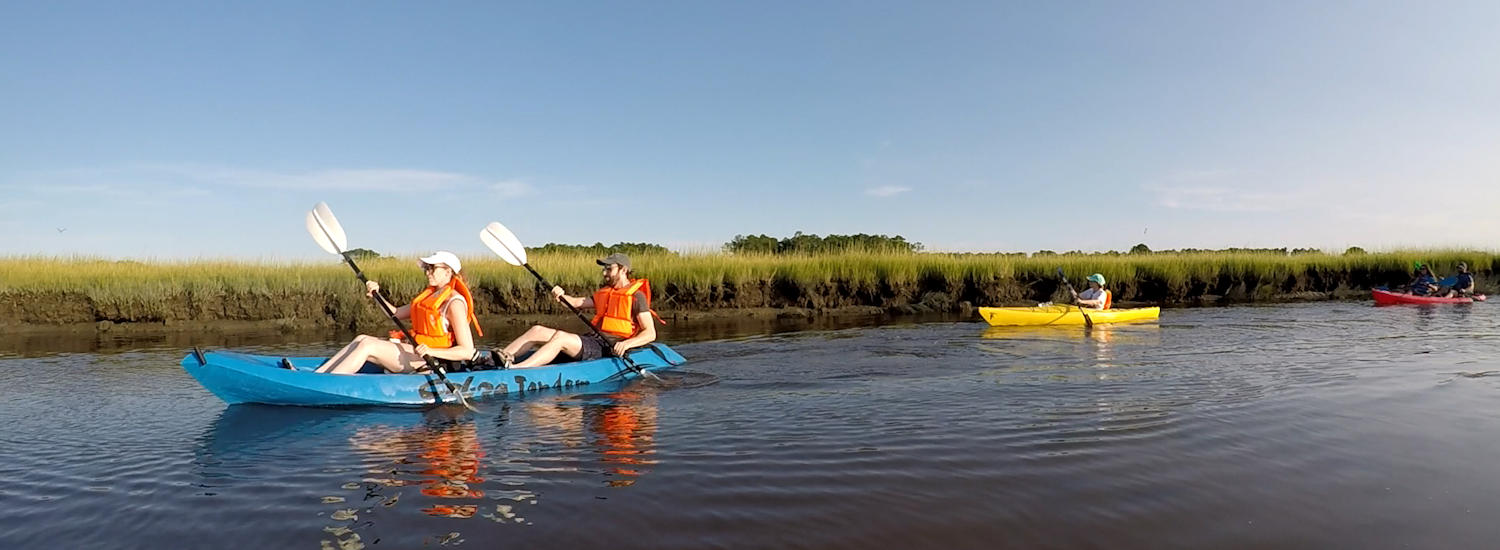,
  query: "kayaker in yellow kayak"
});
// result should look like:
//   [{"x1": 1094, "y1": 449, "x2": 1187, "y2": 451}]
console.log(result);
[
  {"x1": 315, "y1": 251, "x2": 484, "y2": 375},
  {"x1": 1071, "y1": 273, "x2": 1113, "y2": 310},
  {"x1": 497, "y1": 252, "x2": 663, "y2": 369}
]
